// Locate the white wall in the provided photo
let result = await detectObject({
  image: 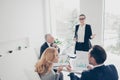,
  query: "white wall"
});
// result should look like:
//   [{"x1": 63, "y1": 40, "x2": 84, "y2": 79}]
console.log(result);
[
  {"x1": 80, "y1": 0, "x2": 104, "y2": 45},
  {"x1": 0, "y1": 0, "x2": 45, "y2": 53},
  {"x1": 0, "y1": 0, "x2": 104, "y2": 53}
]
